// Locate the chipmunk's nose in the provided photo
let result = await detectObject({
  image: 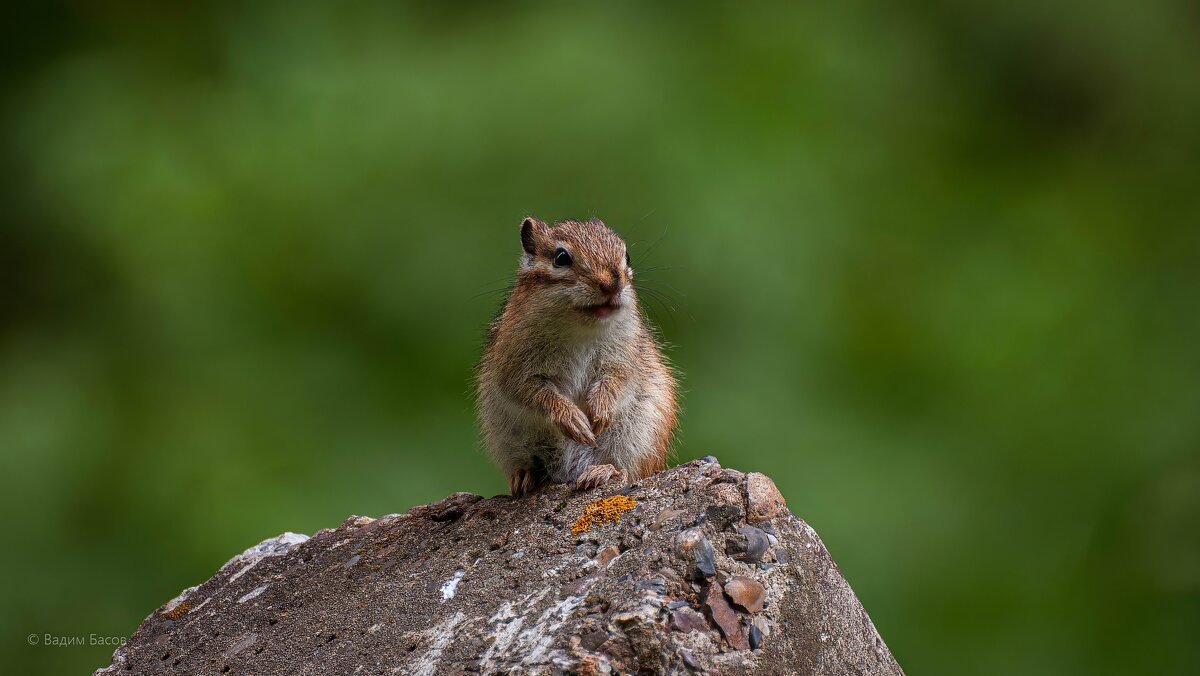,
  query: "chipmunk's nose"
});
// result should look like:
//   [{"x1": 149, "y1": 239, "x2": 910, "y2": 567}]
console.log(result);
[{"x1": 597, "y1": 277, "x2": 622, "y2": 298}]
